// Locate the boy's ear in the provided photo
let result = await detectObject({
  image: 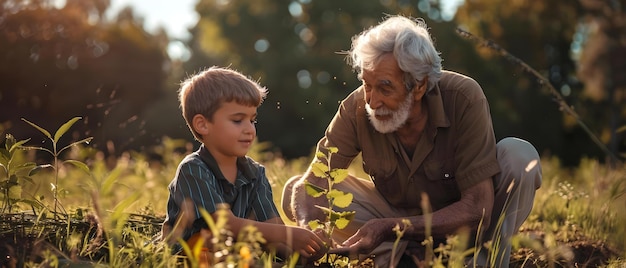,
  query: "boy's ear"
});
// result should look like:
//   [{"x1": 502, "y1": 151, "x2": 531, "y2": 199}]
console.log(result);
[{"x1": 192, "y1": 114, "x2": 210, "y2": 135}]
